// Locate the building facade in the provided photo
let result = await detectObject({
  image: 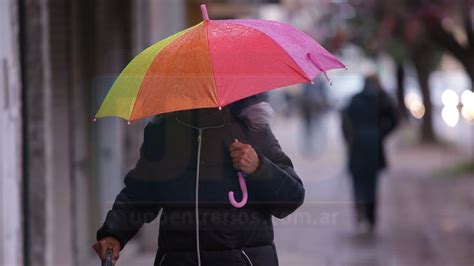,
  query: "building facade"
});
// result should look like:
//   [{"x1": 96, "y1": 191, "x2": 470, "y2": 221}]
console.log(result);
[
  {"x1": 1, "y1": 0, "x2": 186, "y2": 265},
  {"x1": 0, "y1": 0, "x2": 23, "y2": 265}
]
